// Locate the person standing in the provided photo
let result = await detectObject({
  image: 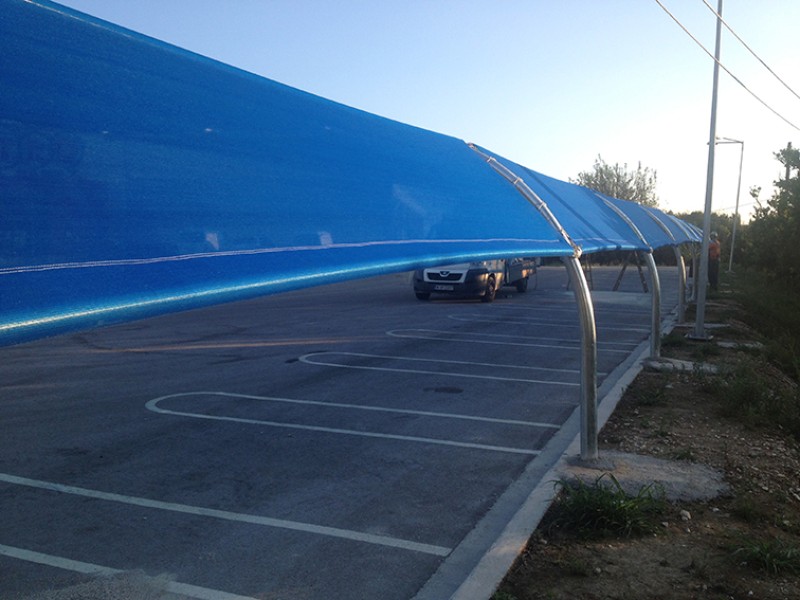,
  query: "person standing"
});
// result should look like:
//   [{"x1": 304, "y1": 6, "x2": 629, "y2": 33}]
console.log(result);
[{"x1": 708, "y1": 232, "x2": 721, "y2": 291}]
